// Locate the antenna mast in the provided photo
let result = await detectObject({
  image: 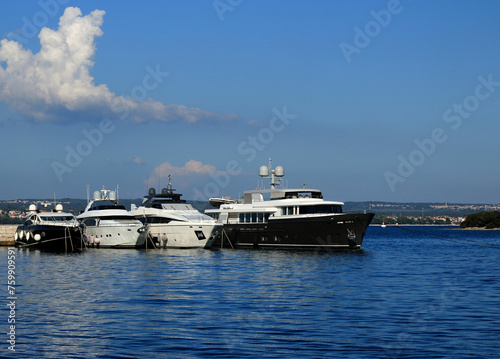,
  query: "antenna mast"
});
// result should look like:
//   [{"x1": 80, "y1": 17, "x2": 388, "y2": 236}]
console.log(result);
[{"x1": 259, "y1": 157, "x2": 285, "y2": 189}]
